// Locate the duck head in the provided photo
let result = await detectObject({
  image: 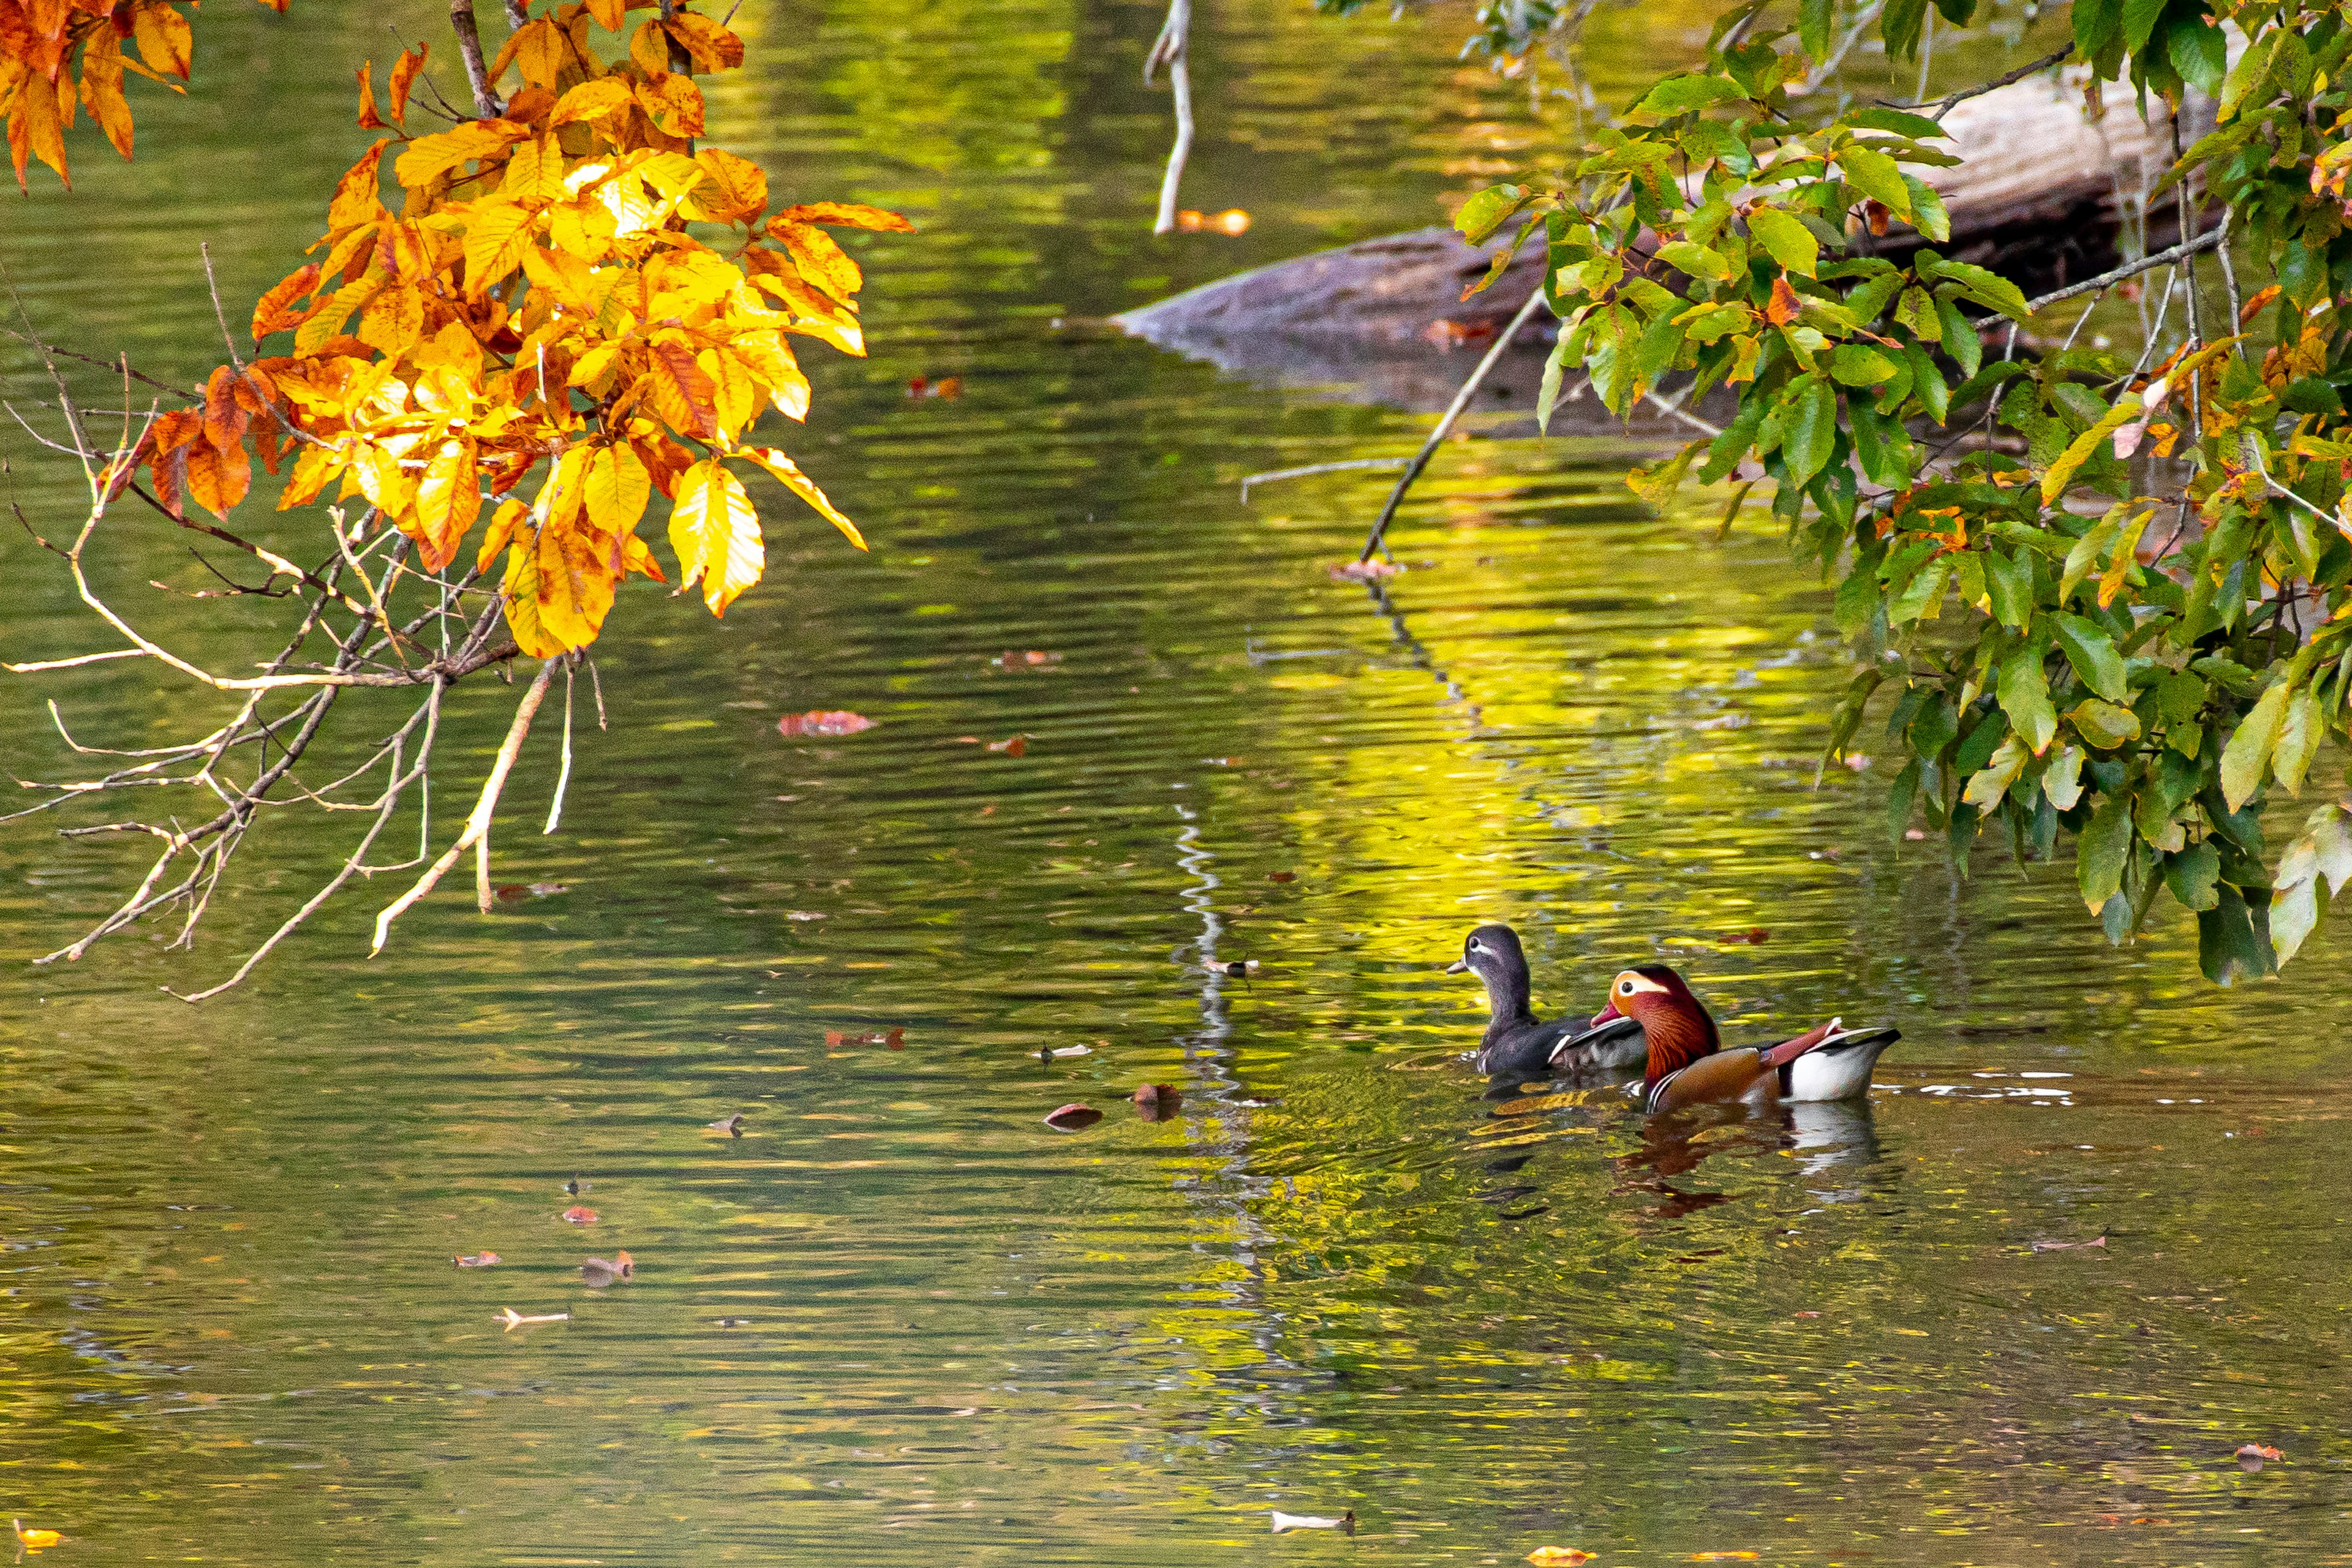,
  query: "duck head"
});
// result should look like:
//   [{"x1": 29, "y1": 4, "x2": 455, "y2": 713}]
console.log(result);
[
  {"x1": 1446, "y1": 923, "x2": 1534, "y2": 1022},
  {"x1": 1591, "y1": 965, "x2": 1721, "y2": 1088}
]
